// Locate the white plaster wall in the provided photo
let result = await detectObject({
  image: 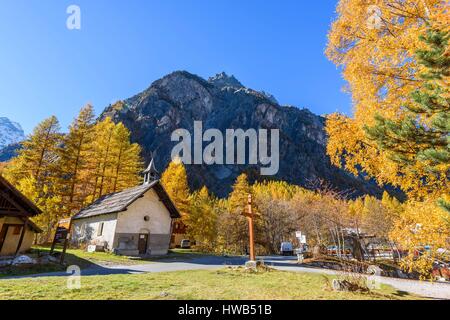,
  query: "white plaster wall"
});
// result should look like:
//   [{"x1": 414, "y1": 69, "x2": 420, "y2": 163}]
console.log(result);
[
  {"x1": 71, "y1": 213, "x2": 117, "y2": 251},
  {"x1": 115, "y1": 189, "x2": 172, "y2": 235}
]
